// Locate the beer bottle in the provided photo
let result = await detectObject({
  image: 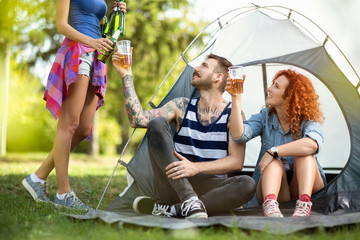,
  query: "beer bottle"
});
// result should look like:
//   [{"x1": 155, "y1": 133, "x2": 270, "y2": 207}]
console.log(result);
[
  {"x1": 102, "y1": 1, "x2": 125, "y2": 37},
  {"x1": 109, "y1": 8, "x2": 119, "y2": 36},
  {"x1": 117, "y1": 0, "x2": 126, "y2": 37},
  {"x1": 103, "y1": 1, "x2": 119, "y2": 37},
  {"x1": 100, "y1": 16, "x2": 108, "y2": 38},
  {"x1": 97, "y1": 29, "x2": 121, "y2": 63}
]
